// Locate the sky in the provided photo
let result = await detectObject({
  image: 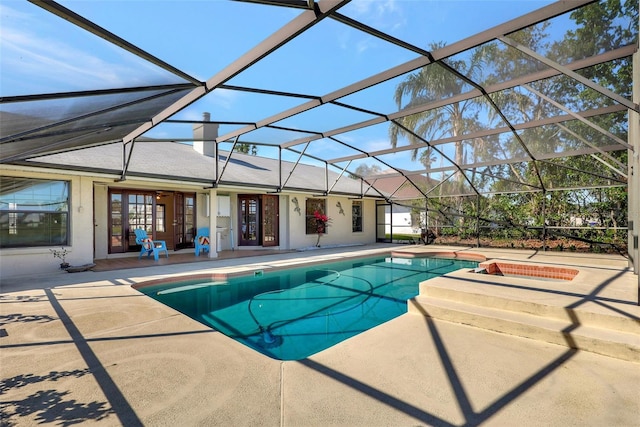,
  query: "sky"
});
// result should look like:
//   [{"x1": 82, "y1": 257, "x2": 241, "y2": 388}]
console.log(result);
[
  {"x1": 3, "y1": 0, "x2": 579, "y2": 179},
  {"x1": 1, "y1": 0, "x2": 557, "y2": 95}
]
